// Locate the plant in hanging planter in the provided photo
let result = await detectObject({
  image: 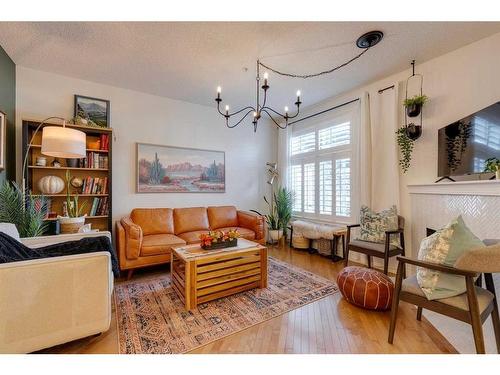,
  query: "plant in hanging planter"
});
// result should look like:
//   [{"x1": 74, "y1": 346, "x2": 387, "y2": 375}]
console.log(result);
[
  {"x1": 484, "y1": 157, "x2": 500, "y2": 179},
  {"x1": 58, "y1": 170, "x2": 88, "y2": 233},
  {"x1": 445, "y1": 121, "x2": 472, "y2": 172},
  {"x1": 396, "y1": 126, "x2": 415, "y2": 173},
  {"x1": 403, "y1": 94, "x2": 428, "y2": 117}
]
